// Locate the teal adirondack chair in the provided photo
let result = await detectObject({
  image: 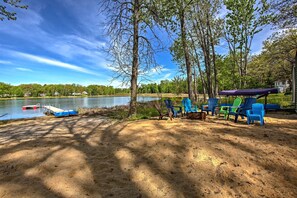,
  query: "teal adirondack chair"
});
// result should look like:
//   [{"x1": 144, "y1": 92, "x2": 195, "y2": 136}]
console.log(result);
[
  {"x1": 182, "y1": 98, "x2": 198, "y2": 114},
  {"x1": 247, "y1": 103, "x2": 265, "y2": 126},
  {"x1": 219, "y1": 97, "x2": 242, "y2": 119}
]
